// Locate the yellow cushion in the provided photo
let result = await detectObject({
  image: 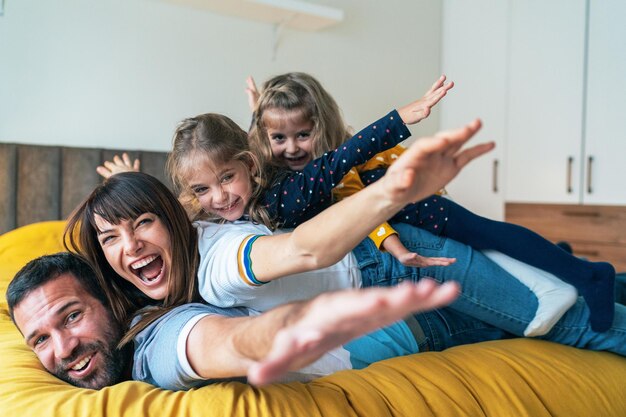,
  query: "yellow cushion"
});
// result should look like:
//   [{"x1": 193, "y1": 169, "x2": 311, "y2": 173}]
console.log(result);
[
  {"x1": 1, "y1": 222, "x2": 626, "y2": 417},
  {"x1": 0, "y1": 220, "x2": 66, "y2": 302}
]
